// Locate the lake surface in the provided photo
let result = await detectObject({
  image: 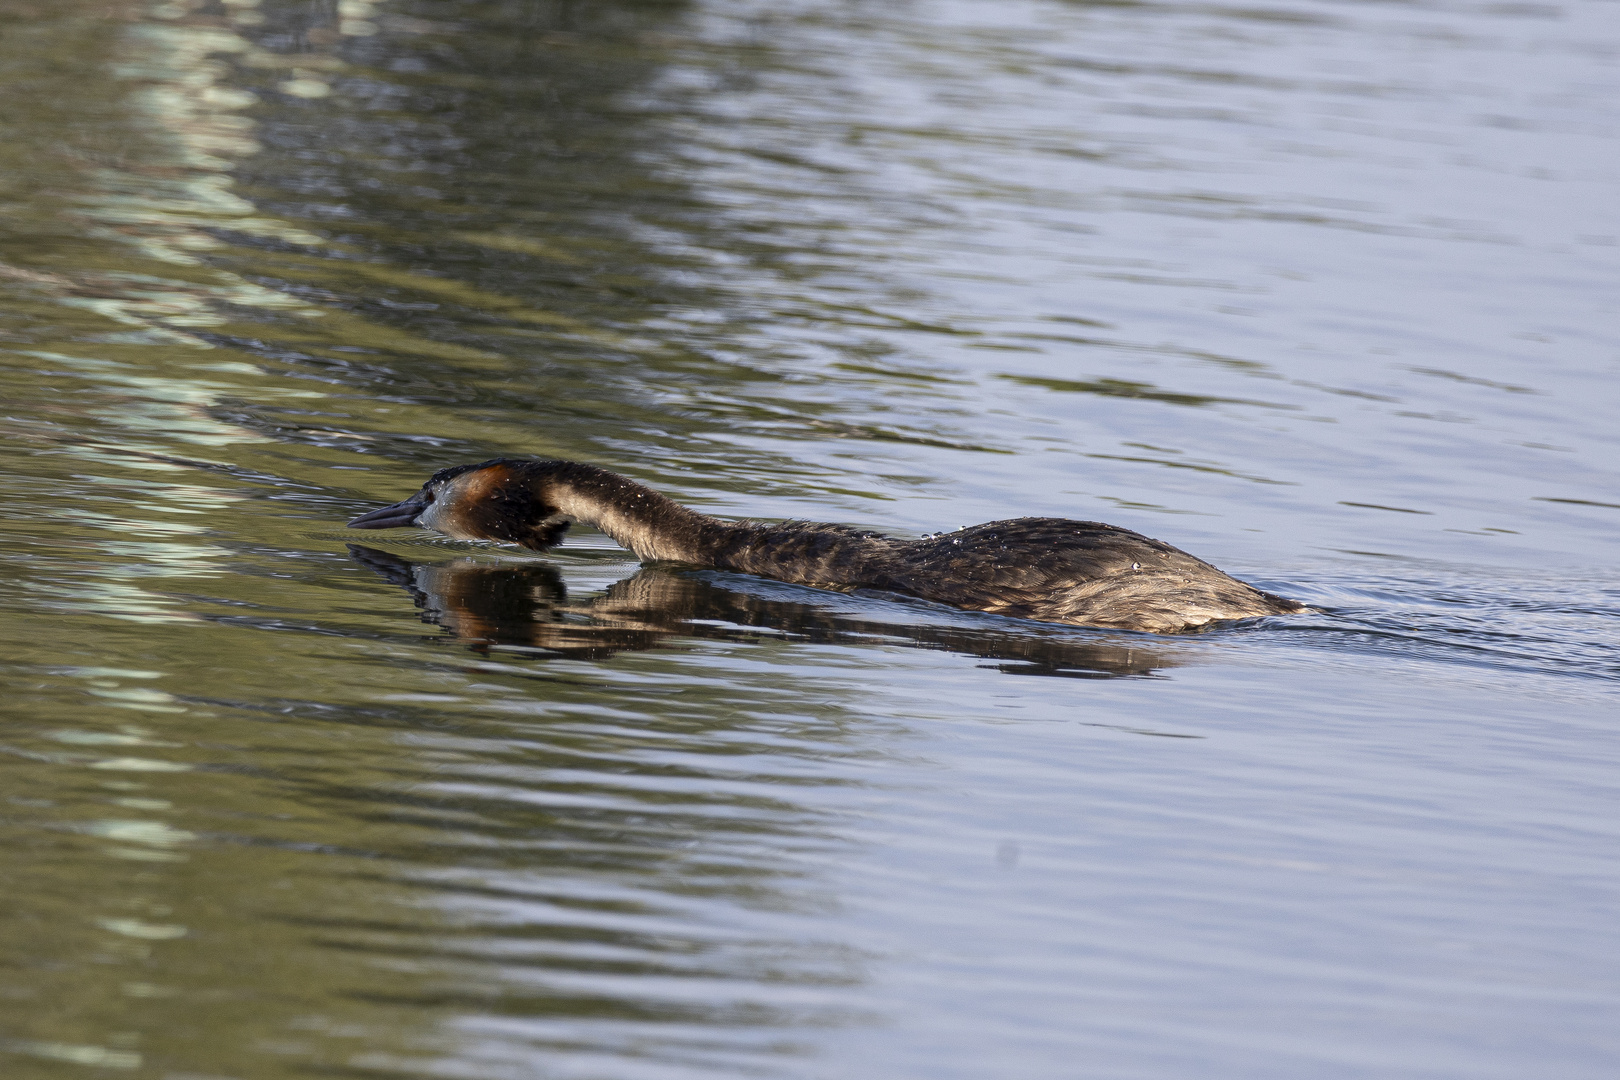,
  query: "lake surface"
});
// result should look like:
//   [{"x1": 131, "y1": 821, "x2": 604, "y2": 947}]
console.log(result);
[{"x1": 2, "y1": 0, "x2": 1618, "y2": 1077}]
